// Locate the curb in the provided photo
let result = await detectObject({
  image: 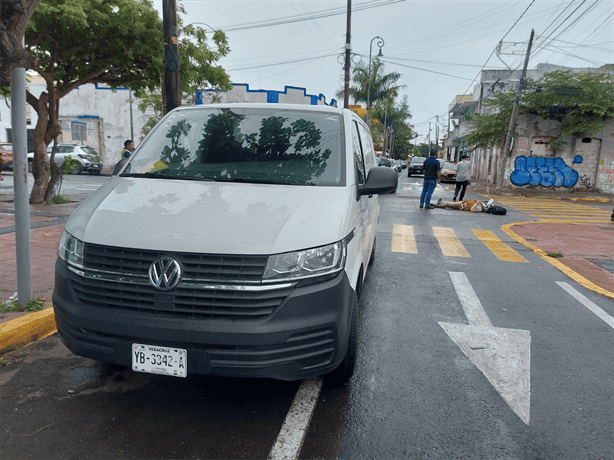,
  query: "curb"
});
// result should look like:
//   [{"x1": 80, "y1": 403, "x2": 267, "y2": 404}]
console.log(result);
[
  {"x1": 502, "y1": 221, "x2": 614, "y2": 301},
  {"x1": 0, "y1": 308, "x2": 57, "y2": 355}
]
